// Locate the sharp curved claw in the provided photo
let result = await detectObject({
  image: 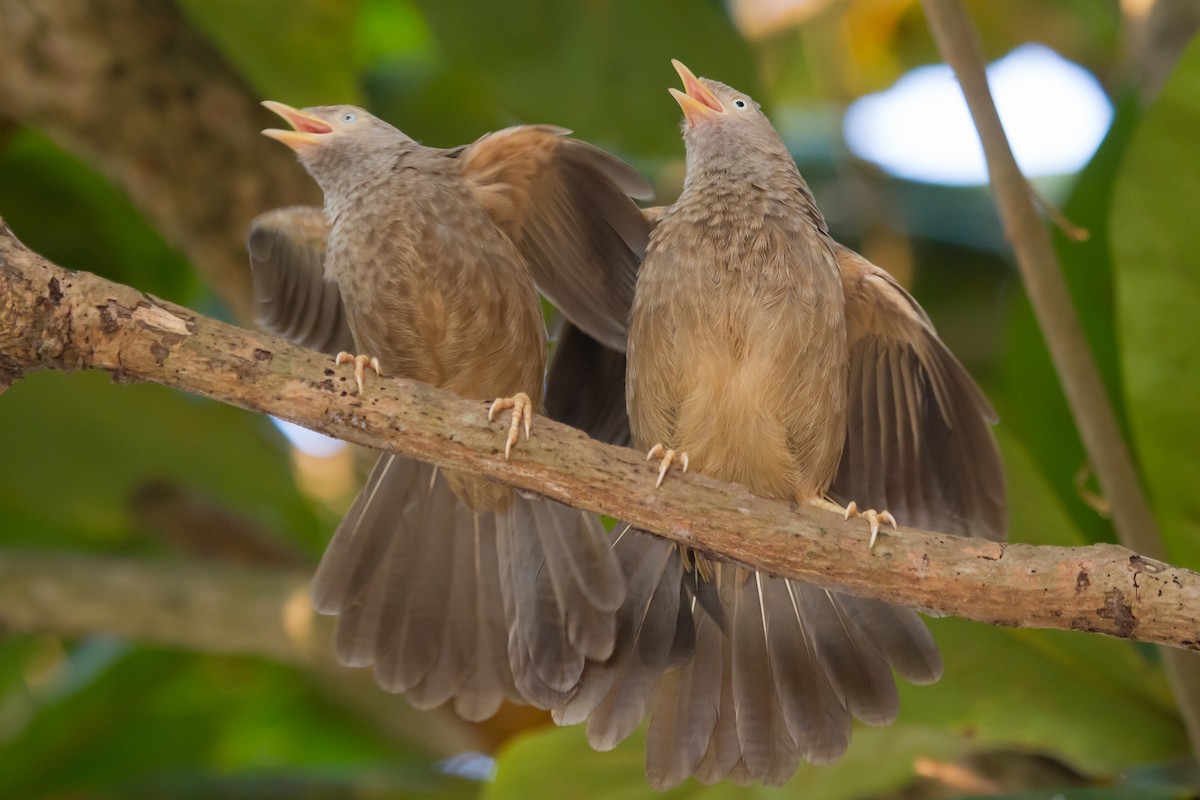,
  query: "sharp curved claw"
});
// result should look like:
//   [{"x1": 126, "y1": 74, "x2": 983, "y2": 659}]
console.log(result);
[
  {"x1": 646, "y1": 444, "x2": 689, "y2": 488},
  {"x1": 868, "y1": 515, "x2": 882, "y2": 549},
  {"x1": 831, "y1": 499, "x2": 898, "y2": 549},
  {"x1": 489, "y1": 392, "x2": 533, "y2": 461},
  {"x1": 335, "y1": 351, "x2": 382, "y2": 395}
]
